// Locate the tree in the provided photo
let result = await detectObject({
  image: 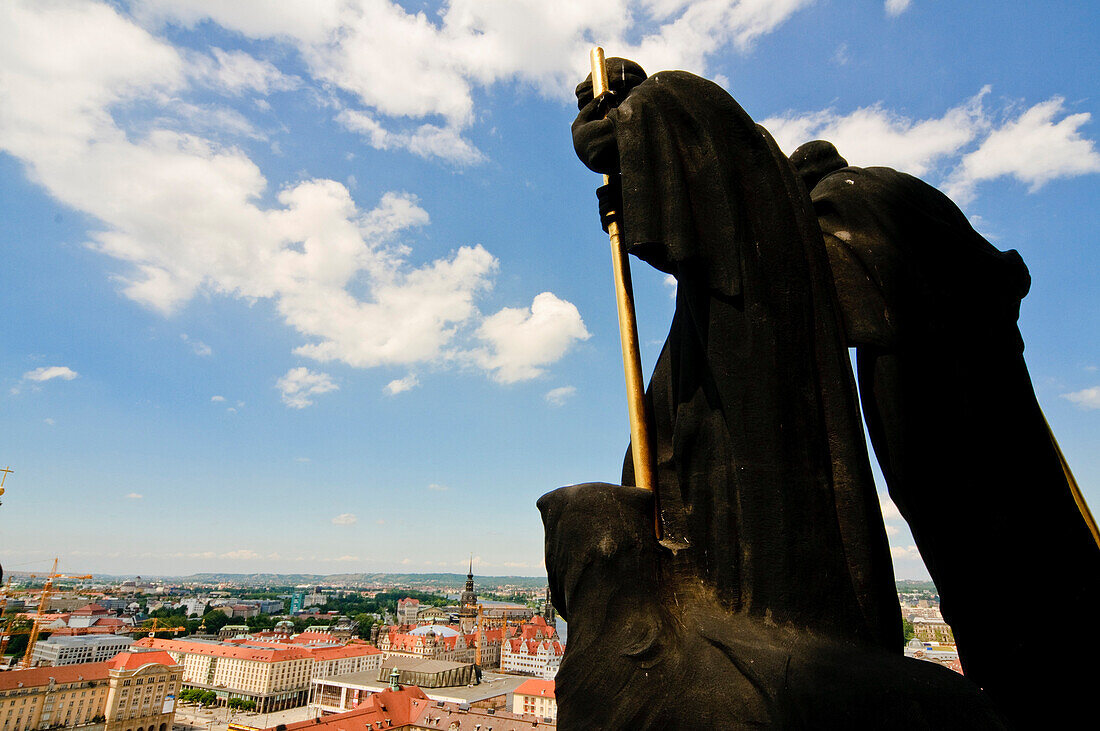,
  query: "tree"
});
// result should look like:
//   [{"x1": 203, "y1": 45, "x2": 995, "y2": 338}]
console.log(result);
[
  {"x1": 200, "y1": 610, "x2": 231, "y2": 634},
  {"x1": 902, "y1": 618, "x2": 915, "y2": 644}
]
